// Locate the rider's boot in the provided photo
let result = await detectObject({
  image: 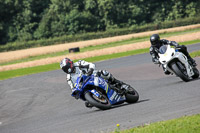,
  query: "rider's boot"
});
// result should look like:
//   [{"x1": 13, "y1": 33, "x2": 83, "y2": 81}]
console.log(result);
[
  {"x1": 99, "y1": 70, "x2": 129, "y2": 94},
  {"x1": 162, "y1": 65, "x2": 171, "y2": 75},
  {"x1": 188, "y1": 57, "x2": 197, "y2": 66},
  {"x1": 164, "y1": 70, "x2": 171, "y2": 75},
  {"x1": 85, "y1": 101, "x2": 93, "y2": 108},
  {"x1": 177, "y1": 45, "x2": 197, "y2": 66},
  {"x1": 109, "y1": 77, "x2": 129, "y2": 94},
  {"x1": 183, "y1": 49, "x2": 197, "y2": 66},
  {"x1": 185, "y1": 52, "x2": 197, "y2": 66}
]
